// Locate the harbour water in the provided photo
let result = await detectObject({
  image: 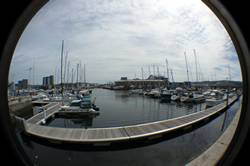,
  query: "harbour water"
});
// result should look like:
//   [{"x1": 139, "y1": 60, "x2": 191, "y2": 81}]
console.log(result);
[
  {"x1": 16, "y1": 97, "x2": 241, "y2": 166},
  {"x1": 46, "y1": 88, "x2": 206, "y2": 128}
]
